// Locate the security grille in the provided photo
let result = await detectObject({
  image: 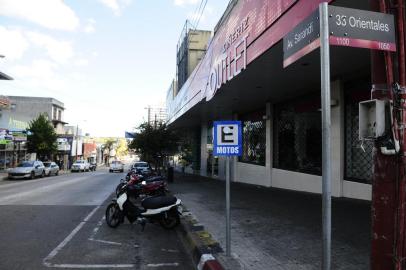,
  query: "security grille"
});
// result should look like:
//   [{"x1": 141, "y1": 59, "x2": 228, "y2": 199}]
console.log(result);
[
  {"x1": 345, "y1": 101, "x2": 373, "y2": 183},
  {"x1": 240, "y1": 119, "x2": 266, "y2": 165},
  {"x1": 274, "y1": 102, "x2": 322, "y2": 175}
]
